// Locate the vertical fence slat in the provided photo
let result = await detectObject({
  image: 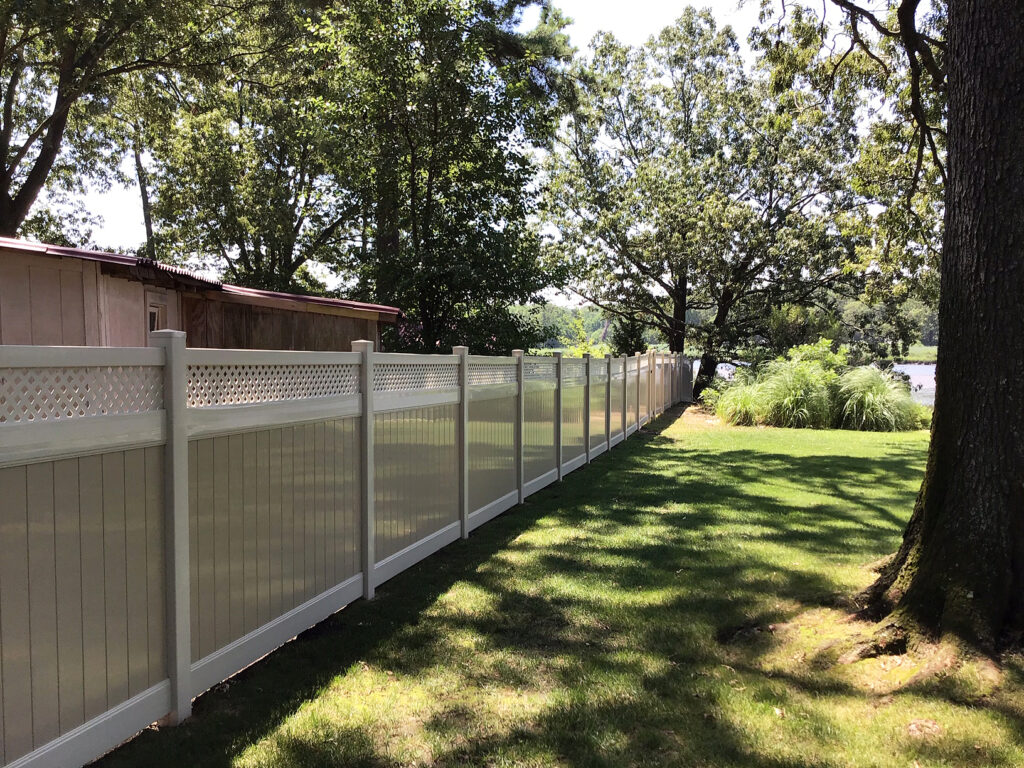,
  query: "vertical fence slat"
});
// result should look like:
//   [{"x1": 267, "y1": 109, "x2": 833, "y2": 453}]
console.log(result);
[{"x1": 0, "y1": 465, "x2": 32, "y2": 762}]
